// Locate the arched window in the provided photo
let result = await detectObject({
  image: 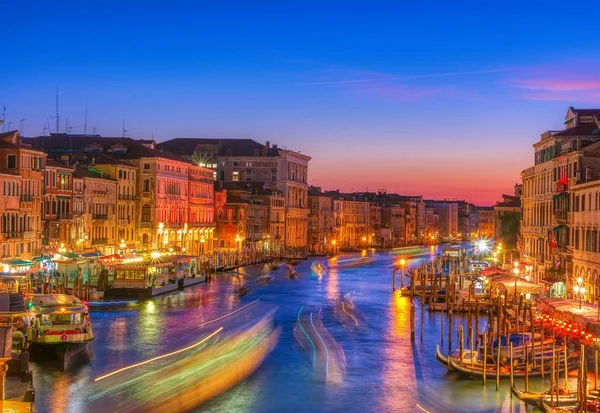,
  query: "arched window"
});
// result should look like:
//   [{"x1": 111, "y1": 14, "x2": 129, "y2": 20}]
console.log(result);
[
  {"x1": 142, "y1": 234, "x2": 149, "y2": 244},
  {"x1": 217, "y1": 209, "x2": 223, "y2": 221},
  {"x1": 141, "y1": 204, "x2": 151, "y2": 222},
  {"x1": 143, "y1": 179, "x2": 151, "y2": 192}
]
